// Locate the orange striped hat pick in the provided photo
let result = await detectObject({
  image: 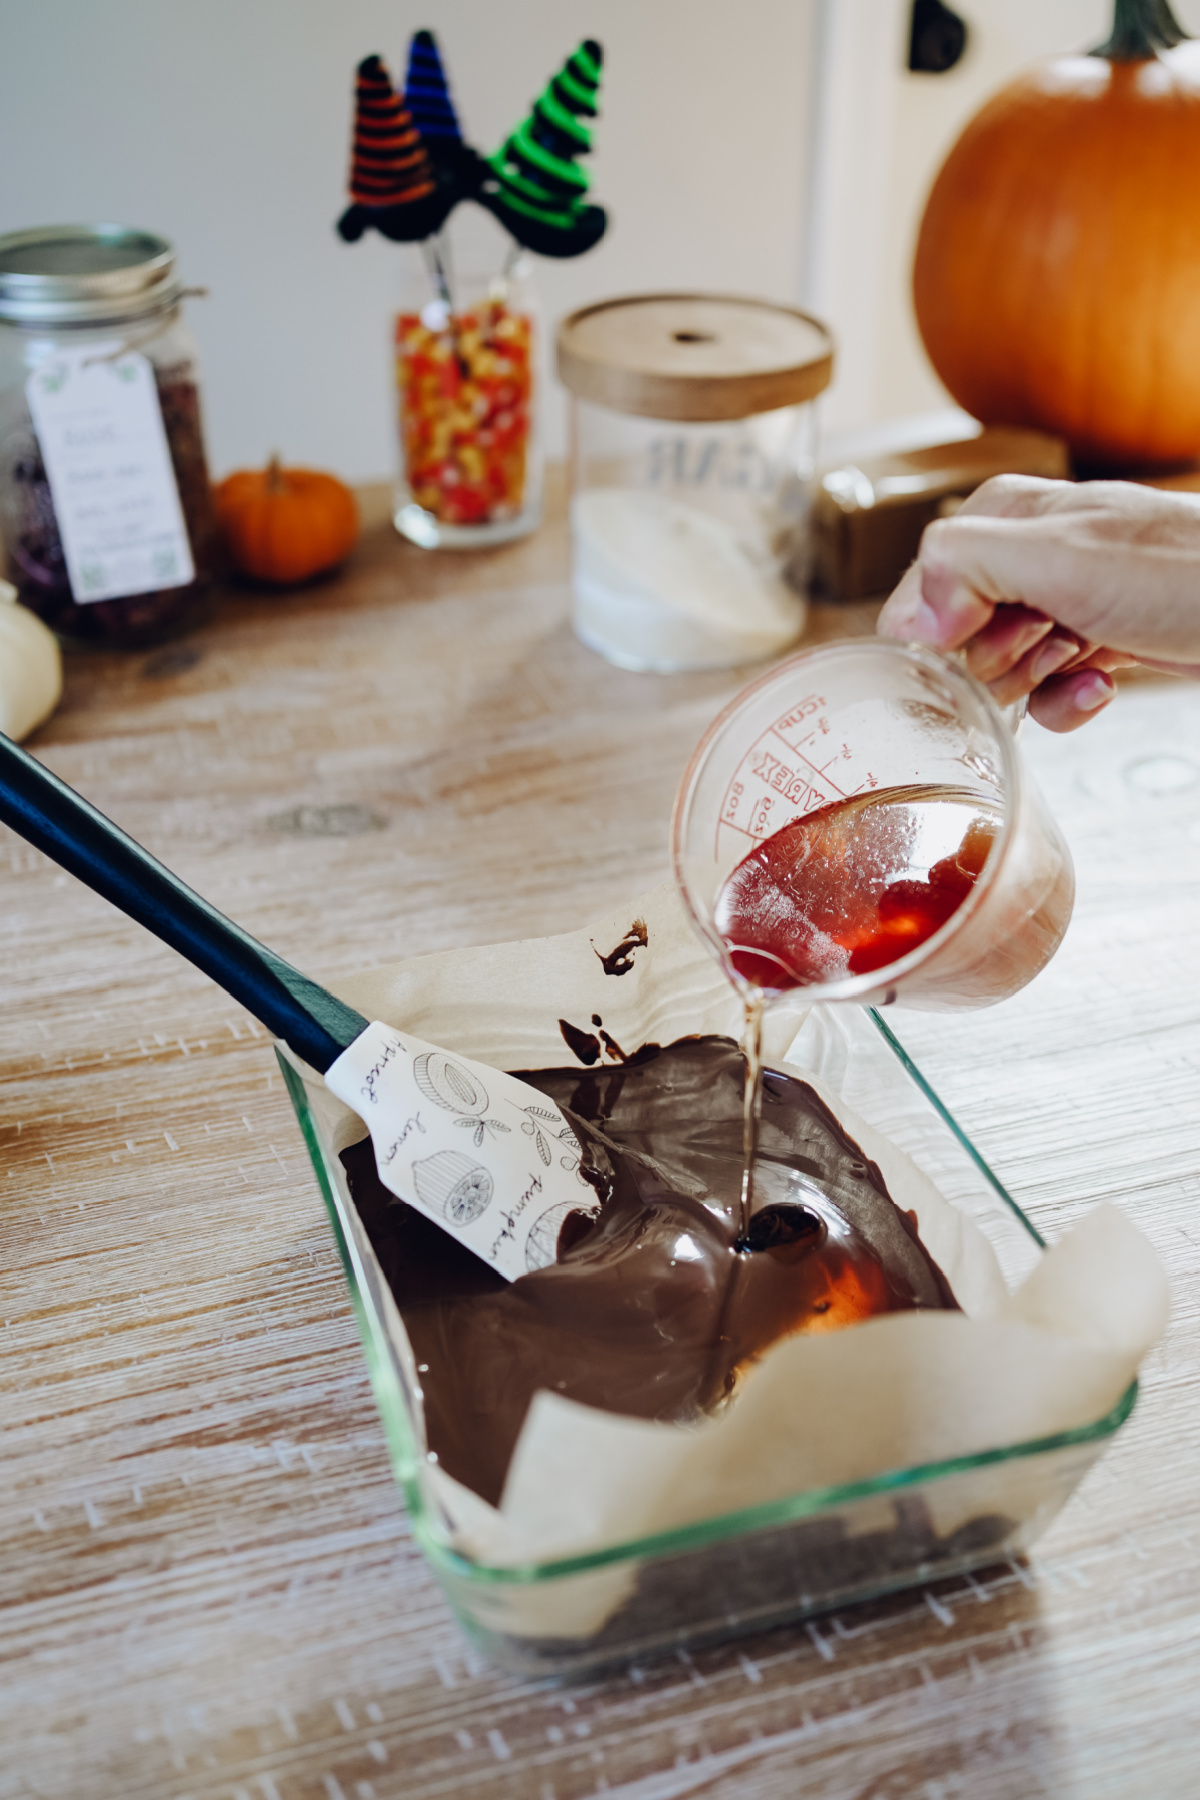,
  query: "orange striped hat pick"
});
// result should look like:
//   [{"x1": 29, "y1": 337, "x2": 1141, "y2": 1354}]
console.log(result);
[{"x1": 347, "y1": 54, "x2": 435, "y2": 209}]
